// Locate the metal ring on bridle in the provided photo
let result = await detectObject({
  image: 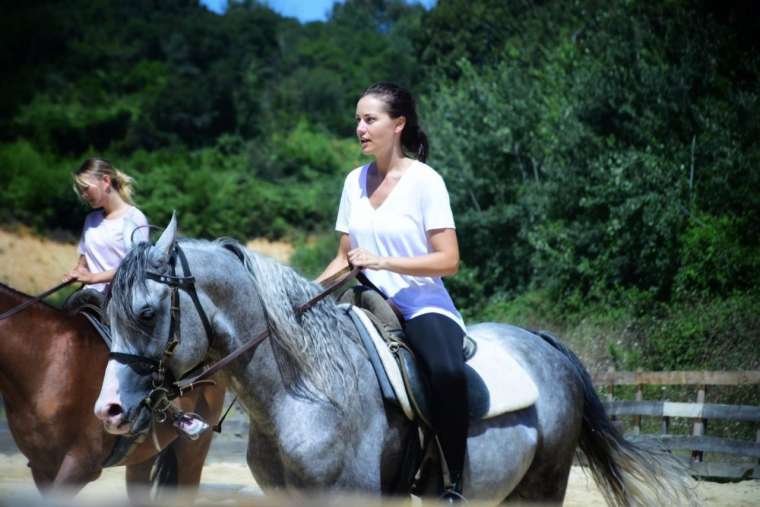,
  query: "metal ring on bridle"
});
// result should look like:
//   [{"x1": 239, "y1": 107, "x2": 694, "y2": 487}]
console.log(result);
[
  {"x1": 145, "y1": 386, "x2": 173, "y2": 421},
  {"x1": 130, "y1": 223, "x2": 165, "y2": 245}
]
